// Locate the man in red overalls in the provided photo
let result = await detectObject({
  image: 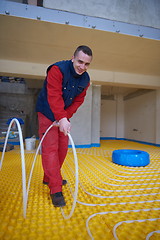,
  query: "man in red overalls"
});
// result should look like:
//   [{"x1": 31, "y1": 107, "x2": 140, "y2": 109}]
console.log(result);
[{"x1": 36, "y1": 45, "x2": 93, "y2": 207}]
